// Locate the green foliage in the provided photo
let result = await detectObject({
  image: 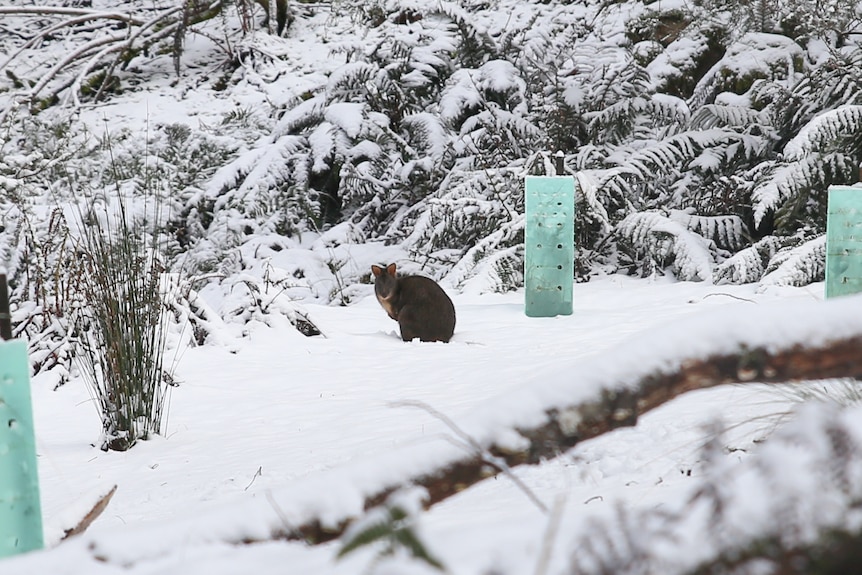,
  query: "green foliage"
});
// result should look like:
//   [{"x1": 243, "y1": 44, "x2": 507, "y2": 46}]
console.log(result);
[
  {"x1": 757, "y1": 233, "x2": 826, "y2": 289},
  {"x1": 337, "y1": 493, "x2": 445, "y2": 572},
  {"x1": 715, "y1": 235, "x2": 789, "y2": 284}
]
